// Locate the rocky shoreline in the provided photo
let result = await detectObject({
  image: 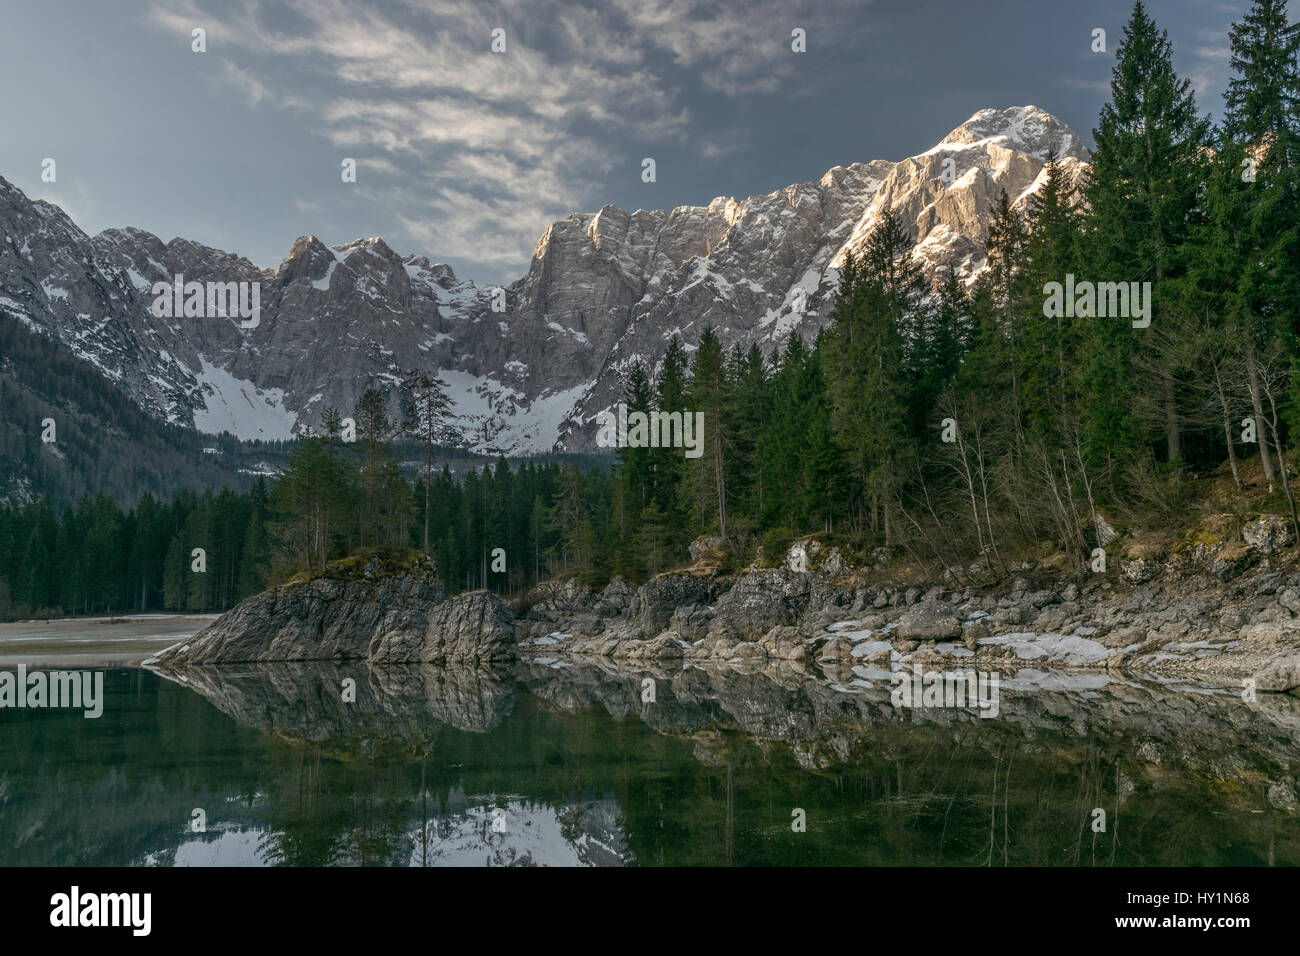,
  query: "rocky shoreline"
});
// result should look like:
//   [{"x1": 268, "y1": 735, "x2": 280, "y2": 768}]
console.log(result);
[
  {"x1": 150, "y1": 520, "x2": 1300, "y2": 697},
  {"x1": 517, "y1": 526, "x2": 1300, "y2": 696}
]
